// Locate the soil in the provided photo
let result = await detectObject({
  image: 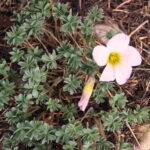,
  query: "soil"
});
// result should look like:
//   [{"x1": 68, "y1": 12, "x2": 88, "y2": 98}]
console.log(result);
[{"x1": 0, "y1": 0, "x2": 150, "y2": 149}]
